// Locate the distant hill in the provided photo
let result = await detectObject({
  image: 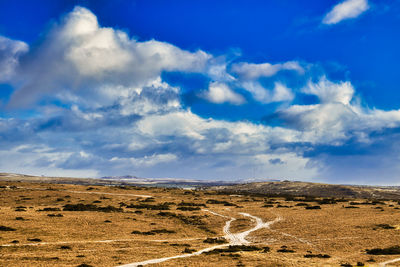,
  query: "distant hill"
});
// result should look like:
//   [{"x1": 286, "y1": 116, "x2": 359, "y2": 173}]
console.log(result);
[
  {"x1": 213, "y1": 181, "x2": 400, "y2": 200},
  {"x1": 0, "y1": 173, "x2": 236, "y2": 188}
]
